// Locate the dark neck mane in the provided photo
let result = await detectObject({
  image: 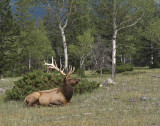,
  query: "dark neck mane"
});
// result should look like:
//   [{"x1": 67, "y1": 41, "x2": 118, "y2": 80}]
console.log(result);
[{"x1": 62, "y1": 84, "x2": 73, "y2": 102}]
